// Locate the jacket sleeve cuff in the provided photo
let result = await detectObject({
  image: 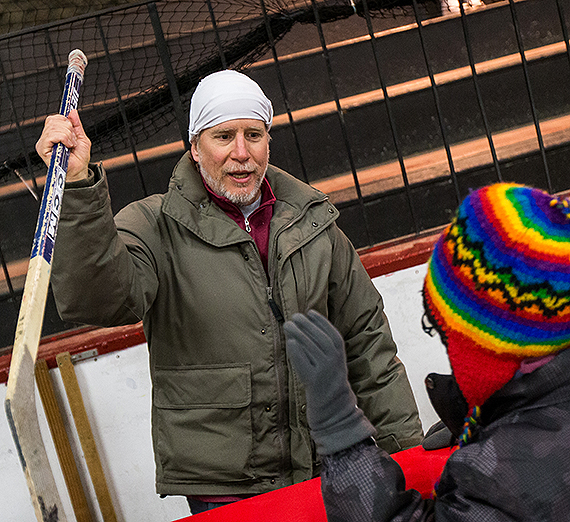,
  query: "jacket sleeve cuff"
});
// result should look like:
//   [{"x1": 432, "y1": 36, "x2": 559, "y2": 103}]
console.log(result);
[
  {"x1": 312, "y1": 409, "x2": 377, "y2": 456},
  {"x1": 61, "y1": 162, "x2": 110, "y2": 215}
]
